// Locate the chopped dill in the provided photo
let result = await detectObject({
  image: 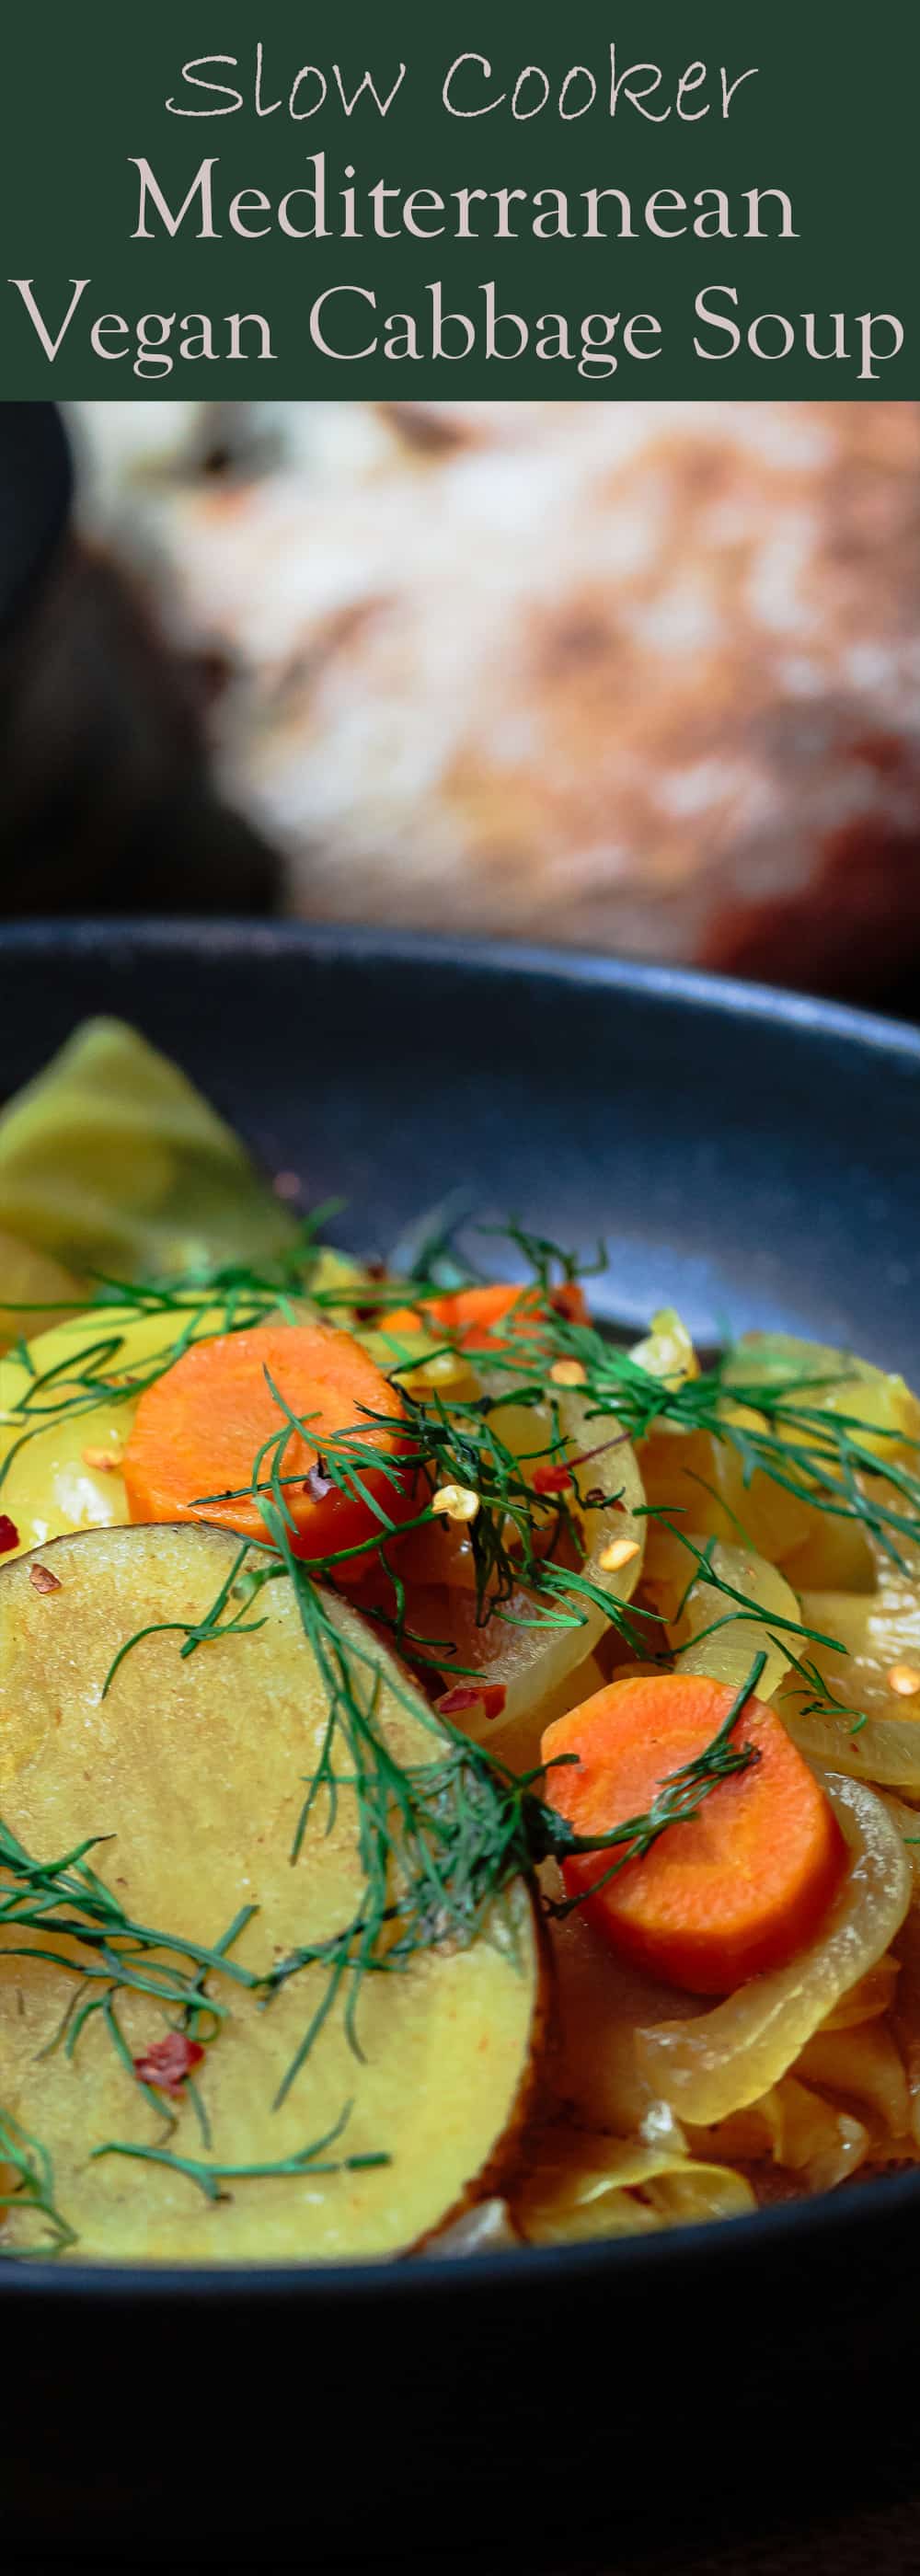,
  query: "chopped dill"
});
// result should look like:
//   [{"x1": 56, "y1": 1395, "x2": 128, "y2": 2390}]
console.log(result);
[
  {"x1": 90, "y1": 2104, "x2": 389, "y2": 2204},
  {"x1": 4, "y1": 1210, "x2": 915, "y2": 2256},
  {"x1": 541, "y1": 1650, "x2": 768, "y2": 1916},
  {"x1": 0, "y1": 2107, "x2": 76, "y2": 2258},
  {"x1": 0, "y1": 1813, "x2": 260, "y2": 2030}
]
